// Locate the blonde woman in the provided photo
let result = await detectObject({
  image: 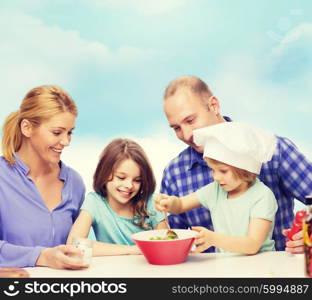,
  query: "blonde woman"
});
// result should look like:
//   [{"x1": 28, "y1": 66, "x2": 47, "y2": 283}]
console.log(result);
[{"x1": 0, "y1": 85, "x2": 86, "y2": 269}]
